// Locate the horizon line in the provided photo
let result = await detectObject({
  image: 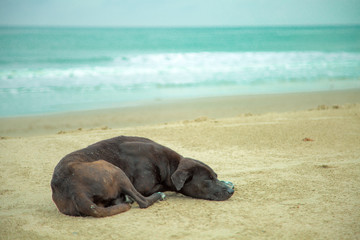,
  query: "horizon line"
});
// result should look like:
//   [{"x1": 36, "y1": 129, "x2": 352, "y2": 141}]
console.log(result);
[{"x1": 1, "y1": 23, "x2": 359, "y2": 29}]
